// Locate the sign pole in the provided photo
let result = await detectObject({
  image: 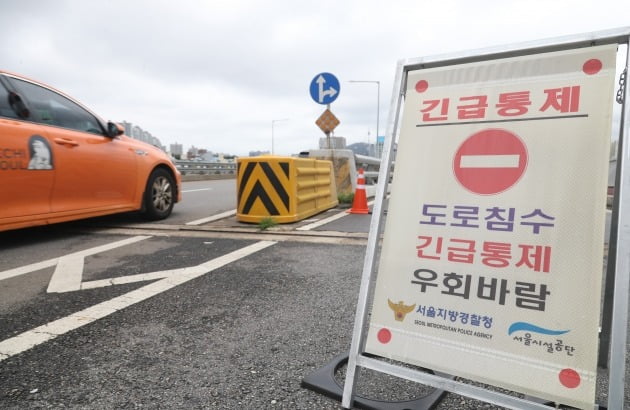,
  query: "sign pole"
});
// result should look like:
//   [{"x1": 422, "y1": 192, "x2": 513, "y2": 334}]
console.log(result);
[
  {"x1": 326, "y1": 104, "x2": 331, "y2": 150},
  {"x1": 607, "y1": 38, "x2": 630, "y2": 409},
  {"x1": 342, "y1": 61, "x2": 406, "y2": 409}
]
